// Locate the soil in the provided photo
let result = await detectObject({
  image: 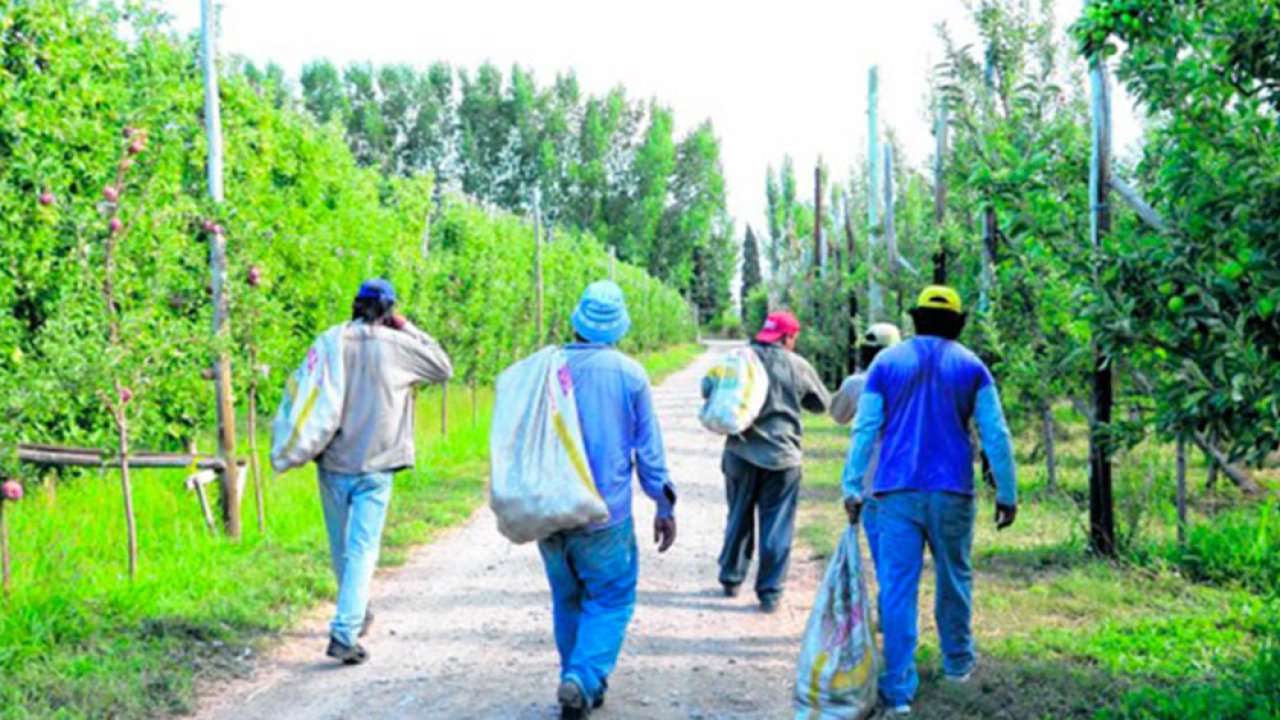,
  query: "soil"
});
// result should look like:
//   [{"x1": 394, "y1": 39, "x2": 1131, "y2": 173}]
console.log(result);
[{"x1": 195, "y1": 344, "x2": 823, "y2": 720}]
